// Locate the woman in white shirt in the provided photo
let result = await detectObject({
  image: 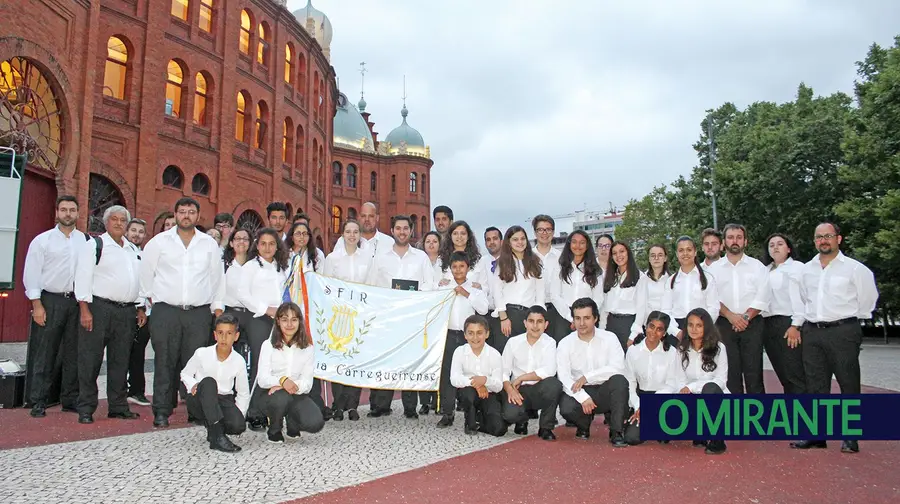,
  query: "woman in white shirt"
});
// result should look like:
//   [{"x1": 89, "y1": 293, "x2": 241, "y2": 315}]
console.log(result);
[
  {"x1": 238, "y1": 227, "x2": 290, "y2": 431},
  {"x1": 488, "y1": 225, "x2": 545, "y2": 352},
  {"x1": 662, "y1": 236, "x2": 719, "y2": 339},
  {"x1": 257, "y1": 302, "x2": 324, "y2": 443},
  {"x1": 760, "y1": 233, "x2": 806, "y2": 394},
  {"x1": 675, "y1": 307, "x2": 729, "y2": 455},
  {"x1": 602, "y1": 241, "x2": 648, "y2": 351},
  {"x1": 549, "y1": 230, "x2": 603, "y2": 343},
  {"x1": 437, "y1": 221, "x2": 491, "y2": 289},
  {"x1": 323, "y1": 220, "x2": 373, "y2": 421},
  {"x1": 645, "y1": 244, "x2": 669, "y2": 313},
  {"x1": 223, "y1": 228, "x2": 253, "y2": 335},
  {"x1": 421, "y1": 231, "x2": 442, "y2": 282}
]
